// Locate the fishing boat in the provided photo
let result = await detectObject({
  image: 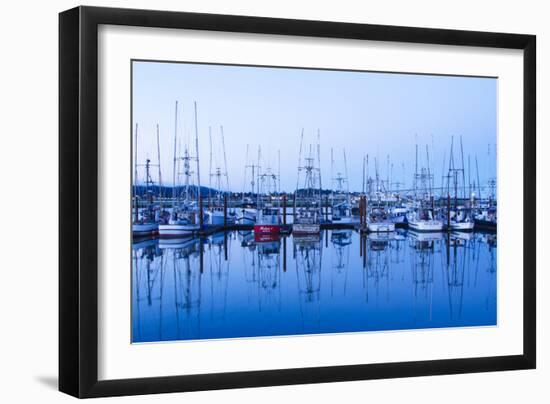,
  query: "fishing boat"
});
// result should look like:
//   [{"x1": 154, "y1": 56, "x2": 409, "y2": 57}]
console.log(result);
[
  {"x1": 293, "y1": 131, "x2": 322, "y2": 235},
  {"x1": 236, "y1": 146, "x2": 259, "y2": 225},
  {"x1": 237, "y1": 205, "x2": 258, "y2": 225},
  {"x1": 205, "y1": 126, "x2": 236, "y2": 226},
  {"x1": 408, "y1": 141, "x2": 444, "y2": 232},
  {"x1": 367, "y1": 206, "x2": 396, "y2": 232},
  {"x1": 448, "y1": 207, "x2": 475, "y2": 231},
  {"x1": 442, "y1": 136, "x2": 475, "y2": 232},
  {"x1": 330, "y1": 149, "x2": 356, "y2": 225},
  {"x1": 408, "y1": 216, "x2": 444, "y2": 232},
  {"x1": 132, "y1": 123, "x2": 161, "y2": 238},
  {"x1": 475, "y1": 206, "x2": 497, "y2": 231},
  {"x1": 254, "y1": 205, "x2": 280, "y2": 234},
  {"x1": 254, "y1": 152, "x2": 282, "y2": 235},
  {"x1": 389, "y1": 205, "x2": 408, "y2": 224},
  {"x1": 158, "y1": 101, "x2": 203, "y2": 238}
]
